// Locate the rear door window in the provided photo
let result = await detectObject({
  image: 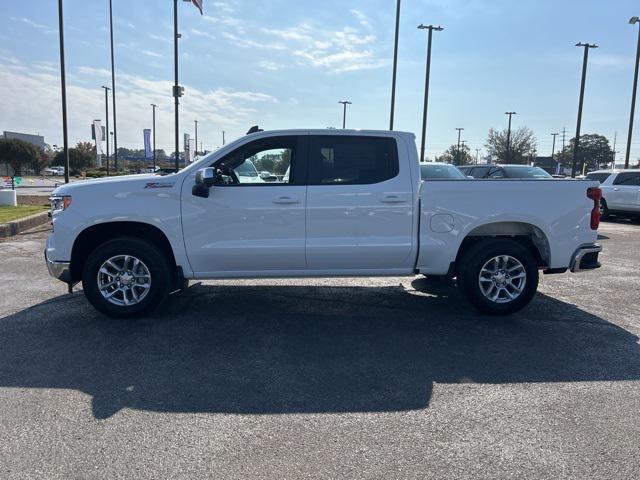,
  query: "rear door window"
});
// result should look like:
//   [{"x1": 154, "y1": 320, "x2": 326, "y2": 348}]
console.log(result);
[{"x1": 308, "y1": 136, "x2": 399, "y2": 185}]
